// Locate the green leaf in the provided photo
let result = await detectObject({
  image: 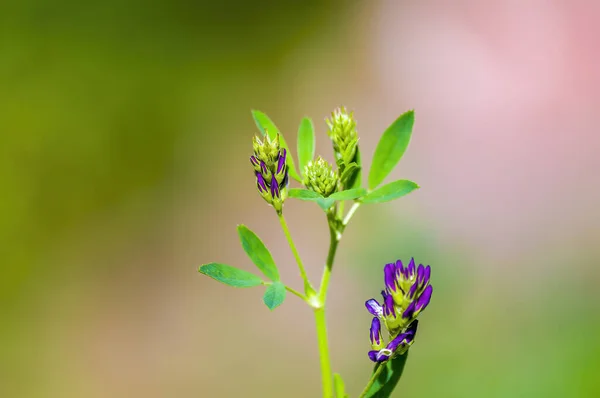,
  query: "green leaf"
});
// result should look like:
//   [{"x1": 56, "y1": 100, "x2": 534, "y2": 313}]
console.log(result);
[
  {"x1": 287, "y1": 188, "x2": 335, "y2": 211},
  {"x1": 316, "y1": 197, "x2": 335, "y2": 211},
  {"x1": 199, "y1": 263, "x2": 263, "y2": 288},
  {"x1": 329, "y1": 188, "x2": 367, "y2": 201},
  {"x1": 297, "y1": 117, "x2": 315, "y2": 175},
  {"x1": 334, "y1": 373, "x2": 348, "y2": 398},
  {"x1": 288, "y1": 188, "x2": 322, "y2": 200},
  {"x1": 361, "y1": 180, "x2": 419, "y2": 204},
  {"x1": 368, "y1": 110, "x2": 415, "y2": 189},
  {"x1": 364, "y1": 352, "x2": 409, "y2": 398},
  {"x1": 237, "y1": 225, "x2": 279, "y2": 281},
  {"x1": 263, "y1": 281, "x2": 286, "y2": 310},
  {"x1": 252, "y1": 110, "x2": 301, "y2": 182},
  {"x1": 339, "y1": 162, "x2": 359, "y2": 185},
  {"x1": 346, "y1": 146, "x2": 362, "y2": 189}
]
